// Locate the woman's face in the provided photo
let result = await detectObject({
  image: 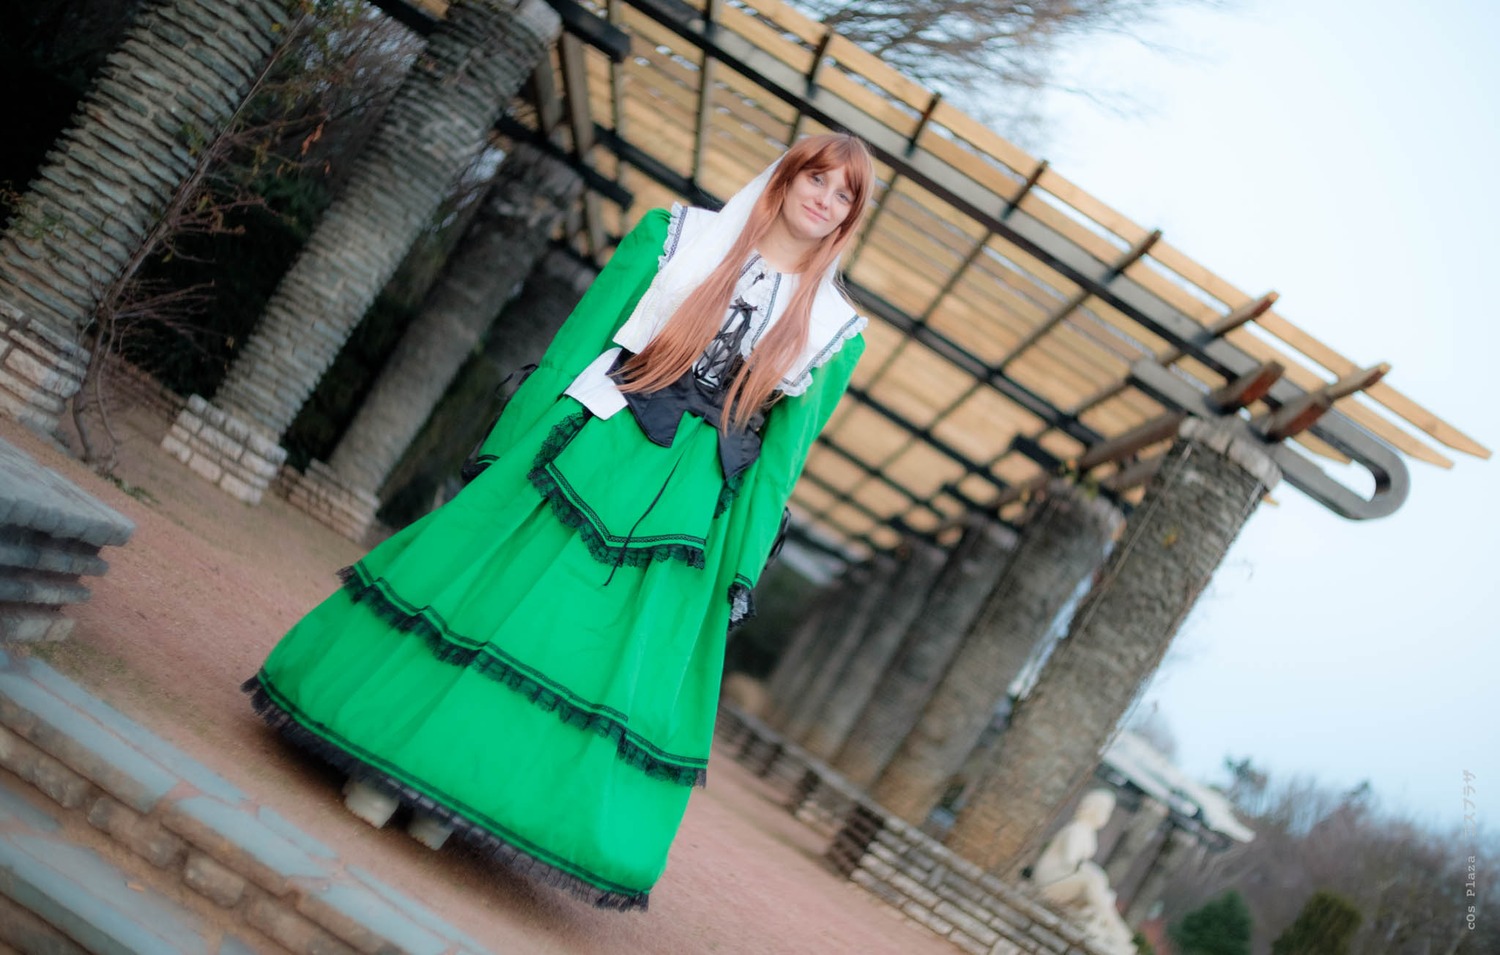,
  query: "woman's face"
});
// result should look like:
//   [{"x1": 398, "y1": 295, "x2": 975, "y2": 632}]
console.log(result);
[{"x1": 777, "y1": 165, "x2": 855, "y2": 244}]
